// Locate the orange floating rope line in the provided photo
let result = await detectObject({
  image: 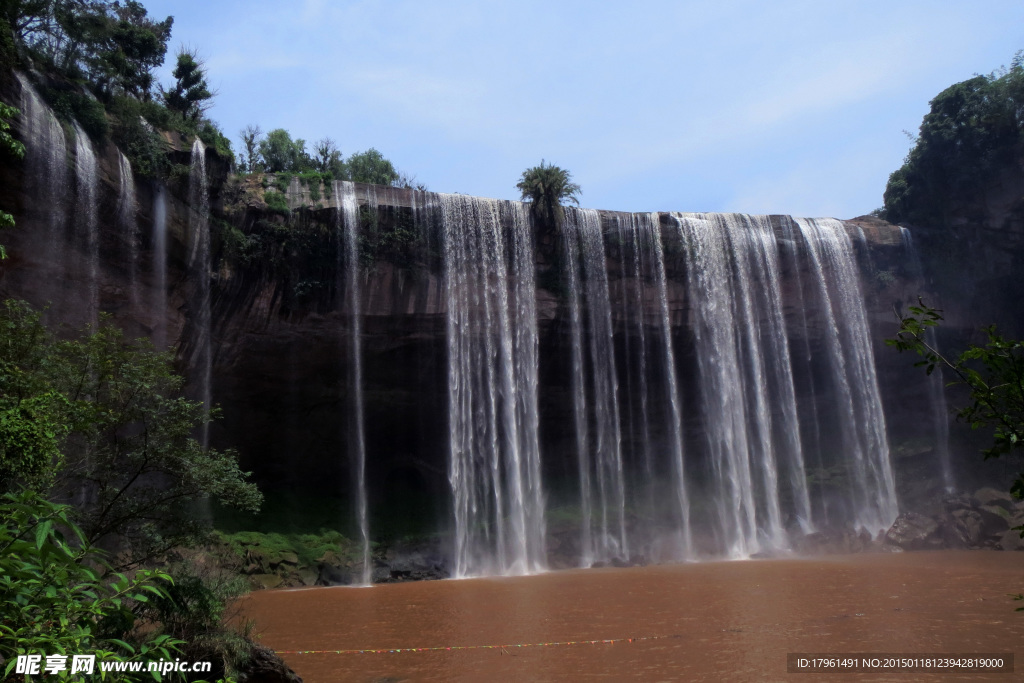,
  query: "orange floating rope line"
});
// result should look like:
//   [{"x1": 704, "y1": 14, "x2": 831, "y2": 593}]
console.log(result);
[{"x1": 276, "y1": 634, "x2": 682, "y2": 655}]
